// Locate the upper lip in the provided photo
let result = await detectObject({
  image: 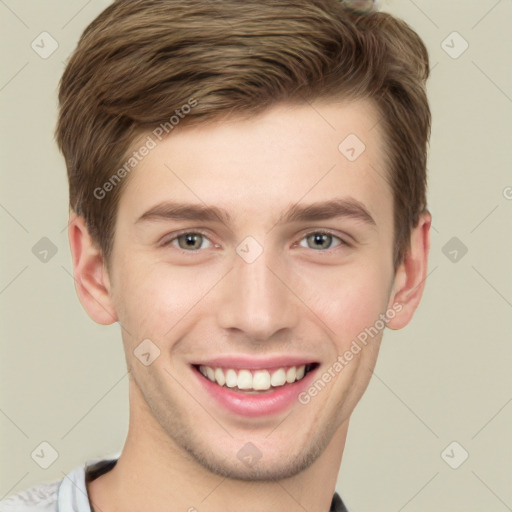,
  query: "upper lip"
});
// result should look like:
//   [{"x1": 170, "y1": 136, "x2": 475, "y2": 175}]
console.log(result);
[{"x1": 191, "y1": 355, "x2": 318, "y2": 370}]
